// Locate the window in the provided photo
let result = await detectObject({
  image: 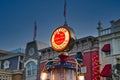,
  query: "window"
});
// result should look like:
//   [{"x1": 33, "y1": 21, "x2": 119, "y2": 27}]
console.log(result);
[
  {"x1": 28, "y1": 48, "x2": 35, "y2": 56},
  {"x1": 104, "y1": 51, "x2": 111, "y2": 56},
  {"x1": 106, "y1": 77, "x2": 112, "y2": 80},
  {"x1": 3, "y1": 60, "x2": 10, "y2": 69},
  {"x1": 26, "y1": 61, "x2": 37, "y2": 76}
]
